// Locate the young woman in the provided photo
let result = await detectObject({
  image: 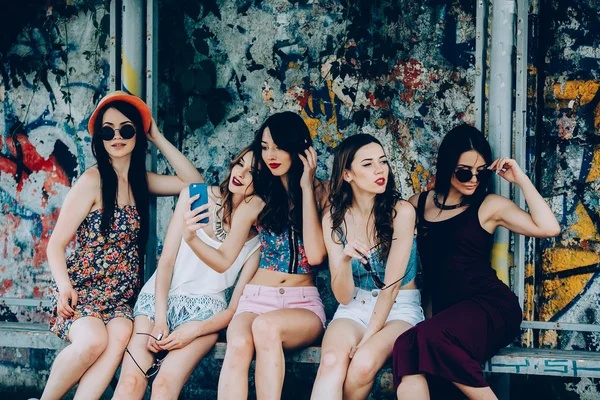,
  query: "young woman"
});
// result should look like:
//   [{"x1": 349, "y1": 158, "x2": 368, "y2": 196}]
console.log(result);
[
  {"x1": 311, "y1": 134, "x2": 424, "y2": 400},
  {"x1": 42, "y1": 91, "x2": 203, "y2": 400},
  {"x1": 182, "y1": 111, "x2": 328, "y2": 399},
  {"x1": 393, "y1": 124, "x2": 561, "y2": 400},
  {"x1": 112, "y1": 147, "x2": 261, "y2": 399}
]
